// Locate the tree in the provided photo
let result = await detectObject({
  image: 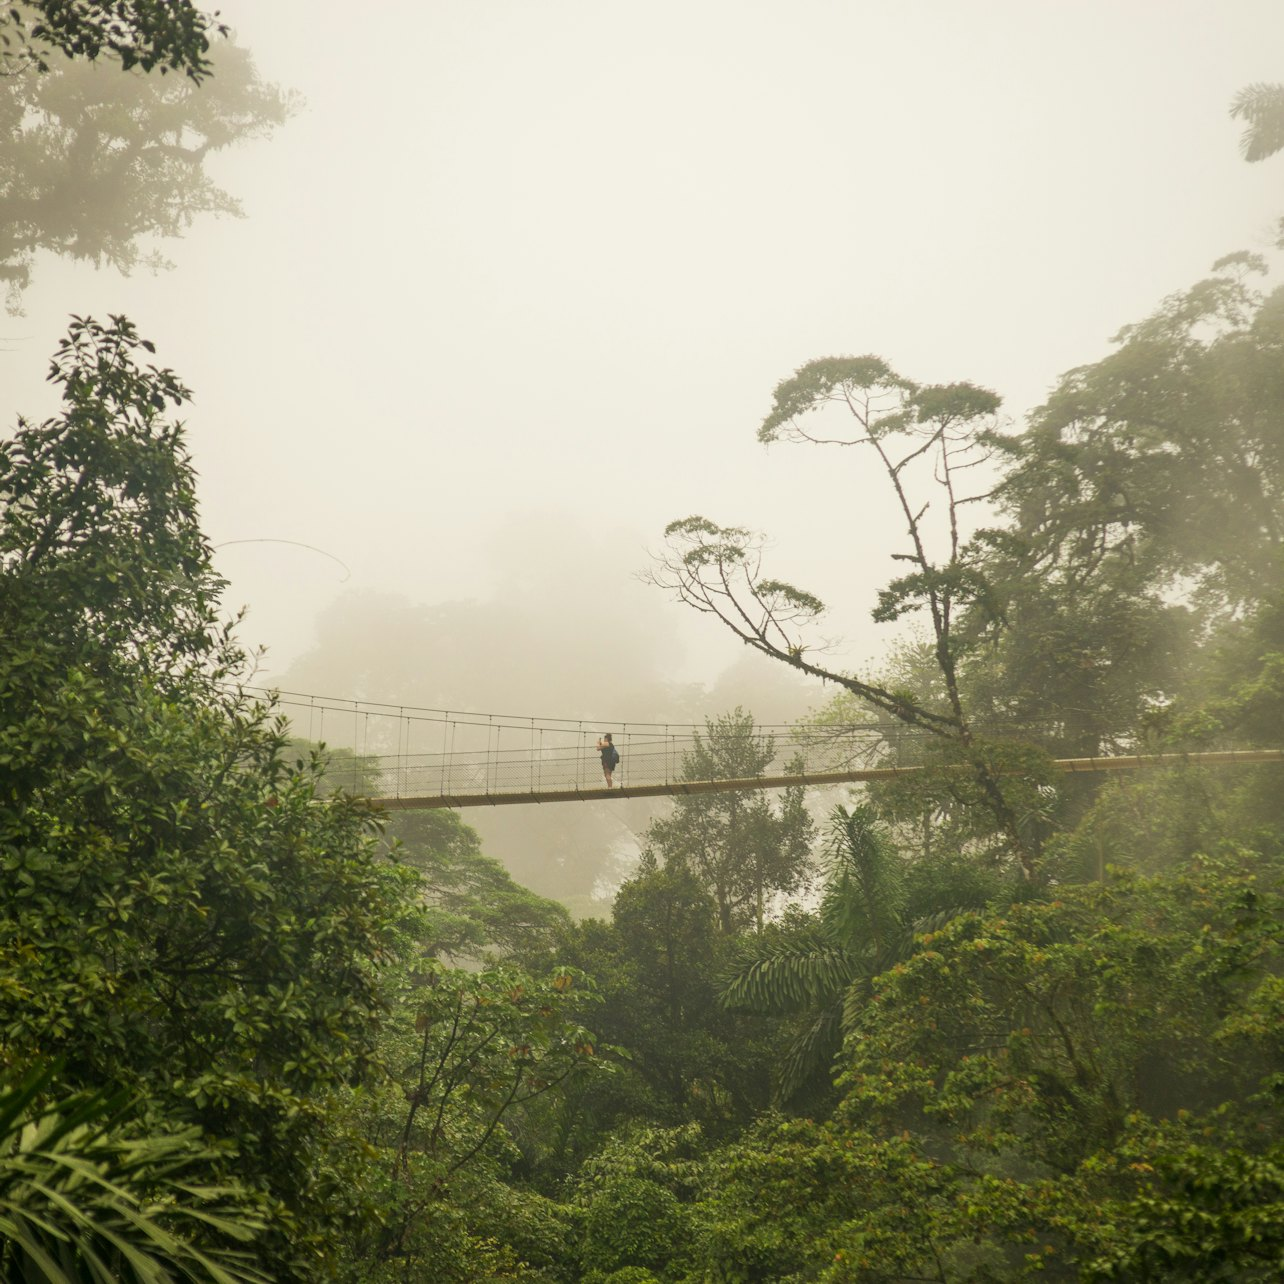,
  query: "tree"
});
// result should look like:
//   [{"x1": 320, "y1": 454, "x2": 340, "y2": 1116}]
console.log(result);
[
  {"x1": 651, "y1": 360, "x2": 1049, "y2": 875},
  {"x1": 389, "y1": 964, "x2": 602, "y2": 1182},
  {"x1": 721, "y1": 806, "x2": 905, "y2": 1102},
  {"x1": 641, "y1": 708, "x2": 814, "y2": 933},
  {"x1": 989, "y1": 254, "x2": 1282, "y2": 633},
  {"x1": 549, "y1": 867, "x2": 779, "y2": 1141},
  {"x1": 0, "y1": 317, "x2": 412, "y2": 1279},
  {"x1": 826, "y1": 856, "x2": 1284, "y2": 1276},
  {"x1": 970, "y1": 252, "x2": 1284, "y2": 797},
  {"x1": 388, "y1": 809, "x2": 572, "y2": 963},
  {"x1": 687, "y1": 1116, "x2": 952, "y2": 1284},
  {"x1": 0, "y1": 31, "x2": 295, "y2": 309},
  {"x1": 335, "y1": 959, "x2": 604, "y2": 1282},
  {"x1": 570, "y1": 1124, "x2": 704, "y2": 1281}
]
